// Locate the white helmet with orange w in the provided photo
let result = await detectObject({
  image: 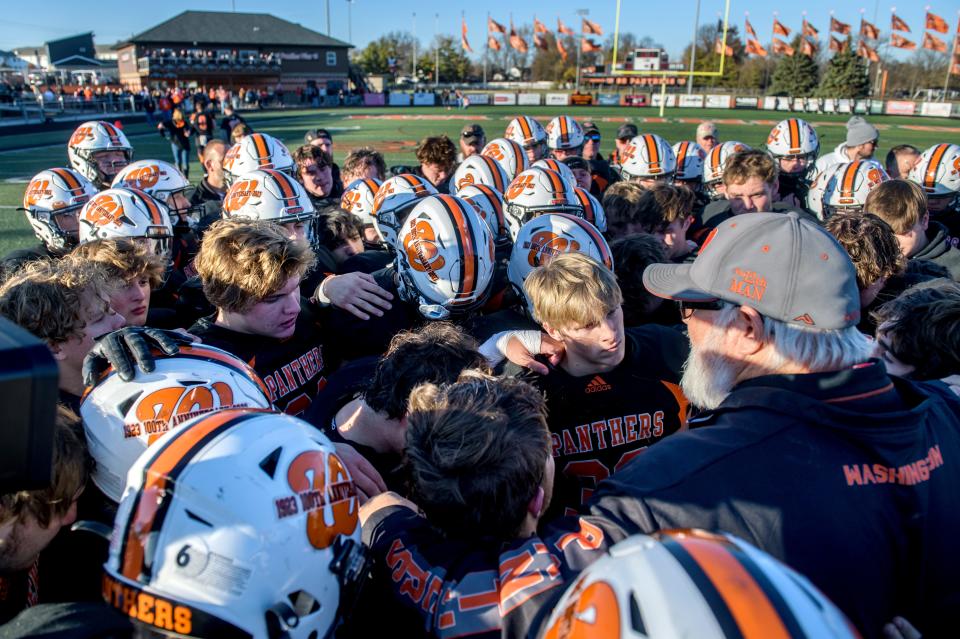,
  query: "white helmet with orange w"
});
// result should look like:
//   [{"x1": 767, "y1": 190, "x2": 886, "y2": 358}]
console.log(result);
[
  {"x1": 340, "y1": 177, "x2": 382, "y2": 228},
  {"x1": 395, "y1": 194, "x2": 495, "y2": 319},
  {"x1": 908, "y1": 143, "x2": 960, "y2": 206},
  {"x1": 452, "y1": 154, "x2": 510, "y2": 194},
  {"x1": 371, "y1": 174, "x2": 438, "y2": 248},
  {"x1": 703, "y1": 140, "x2": 752, "y2": 200},
  {"x1": 545, "y1": 116, "x2": 585, "y2": 151},
  {"x1": 104, "y1": 407, "x2": 365, "y2": 639},
  {"x1": 672, "y1": 141, "x2": 706, "y2": 184},
  {"x1": 20, "y1": 167, "x2": 98, "y2": 250},
  {"x1": 112, "y1": 159, "x2": 200, "y2": 227},
  {"x1": 508, "y1": 213, "x2": 613, "y2": 319},
  {"x1": 573, "y1": 187, "x2": 608, "y2": 233},
  {"x1": 542, "y1": 530, "x2": 859, "y2": 639},
  {"x1": 505, "y1": 116, "x2": 548, "y2": 161},
  {"x1": 67, "y1": 120, "x2": 134, "y2": 188},
  {"x1": 79, "y1": 343, "x2": 271, "y2": 502},
  {"x1": 502, "y1": 167, "x2": 583, "y2": 241},
  {"x1": 459, "y1": 184, "x2": 510, "y2": 249},
  {"x1": 807, "y1": 159, "x2": 889, "y2": 220},
  {"x1": 78, "y1": 187, "x2": 174, "y2": 258},
  {"x1": 222, "y1": 168, "x2": 316, "y2": 226},
  {"x1": 766, "y1": 118, "x2": 820, "y2": 168},
  {"x1": 481, "y1": 137, "x2": 529, "y2": 182},
  {"x1": 222, "y1": 132, "x2": 295, "y2": 187},
  {"x1": 620, "y1": 134, "x2": 677, "y2": 183}
]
